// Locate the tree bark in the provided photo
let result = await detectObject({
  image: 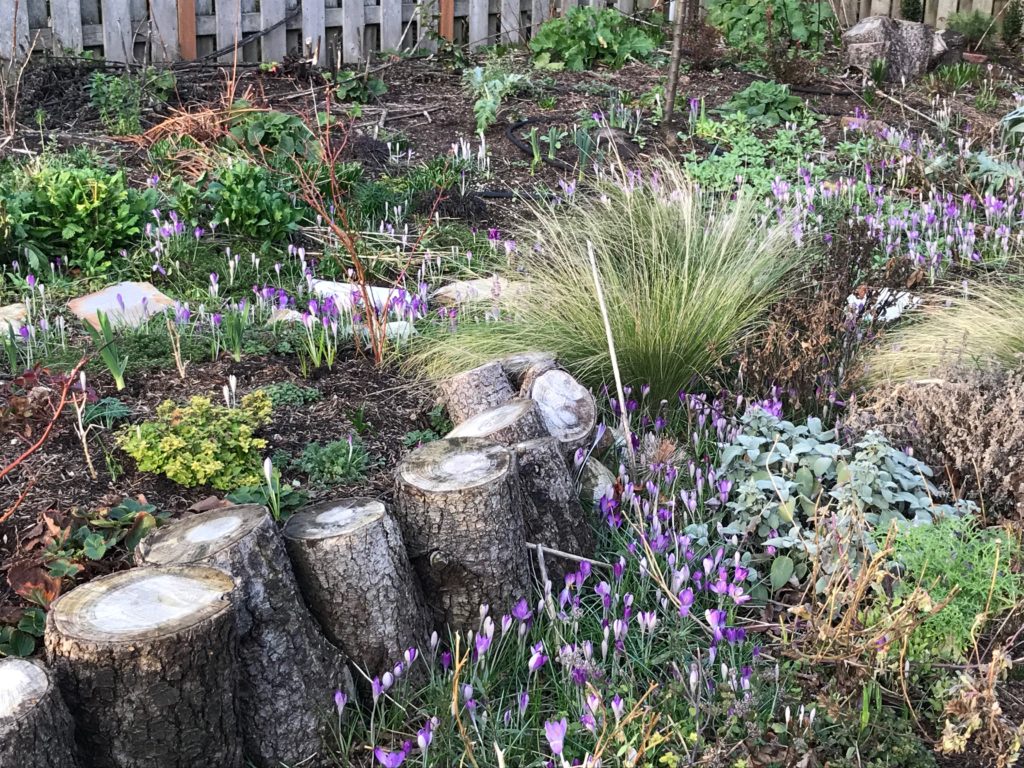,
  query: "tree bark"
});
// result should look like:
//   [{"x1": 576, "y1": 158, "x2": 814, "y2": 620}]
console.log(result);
[
  {"x1": 395, "y1": 437, "x2": 531, "y2": 631},
  {"x1": 0, "y1": 658, "x2": 81, "y2": 768},
  {"x1": 440, "y1": 361, "x2": 515, "y2": 423},
  {"x1": 446, "y1": 399, "x2": 547, "y2": 445},
  {"x1": 515, "y1": 437, "x2": 595, "y2": 584},
  {"x1": 135, "y1": 504, "x2": 352, "y2": 768},
  {"x1": 283, "y1": 498, "x2": 431, "y2": 682},
  {"x1": 45, "y1": 565, "x2": 242, "y2": 768},
  {"x1": 501, "y1": 351, "x2": 556, "y2": 389},
  {"x1": 523, "y1": 369, "x2": 598, "y2": 455}
]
